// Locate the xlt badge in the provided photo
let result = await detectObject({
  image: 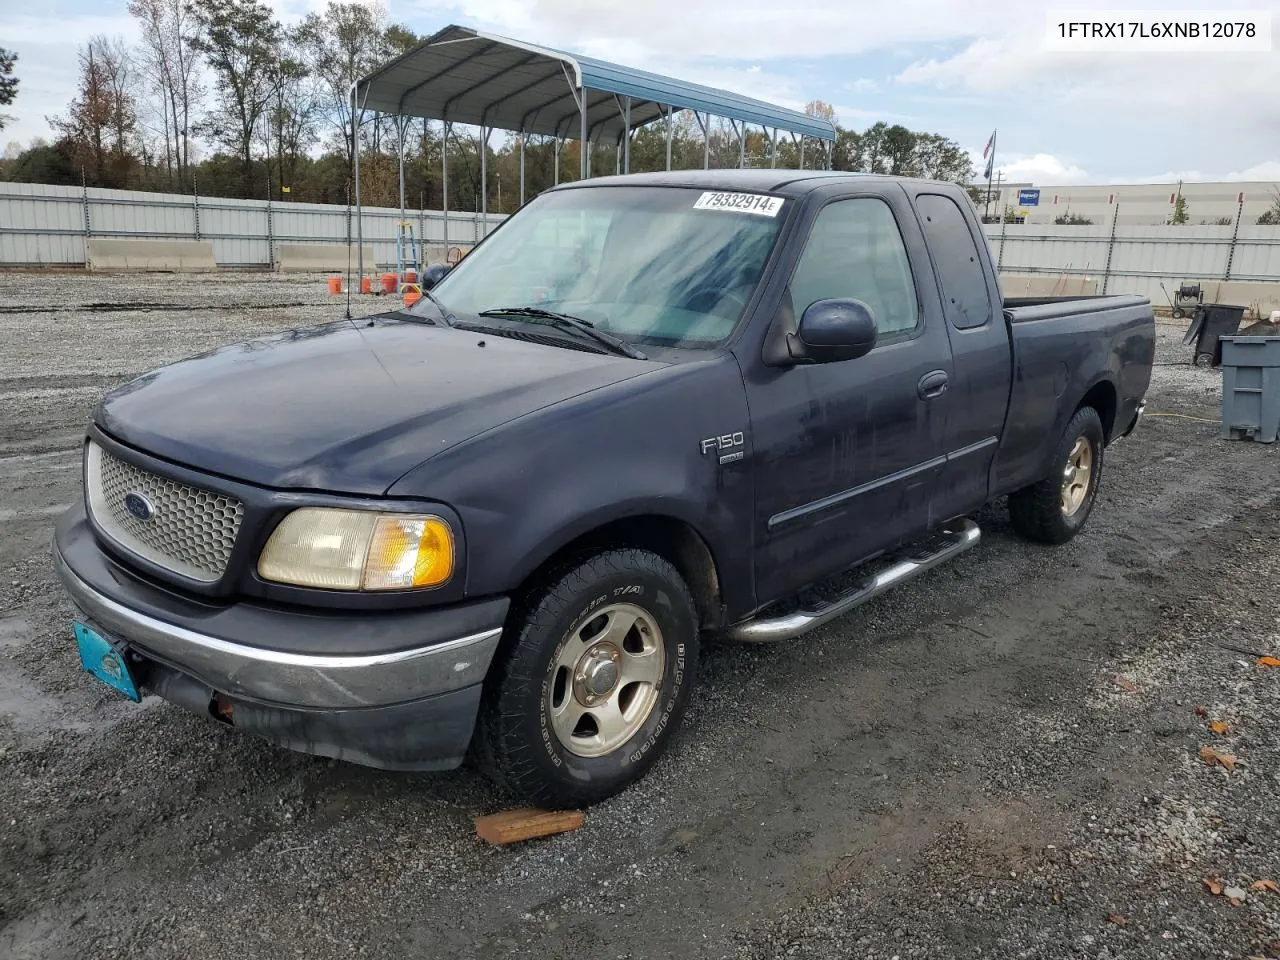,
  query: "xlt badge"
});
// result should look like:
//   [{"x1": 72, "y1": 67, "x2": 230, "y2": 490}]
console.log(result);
[{"x1": 700, "y1": 432, "x2": 745, "y2": 464}]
